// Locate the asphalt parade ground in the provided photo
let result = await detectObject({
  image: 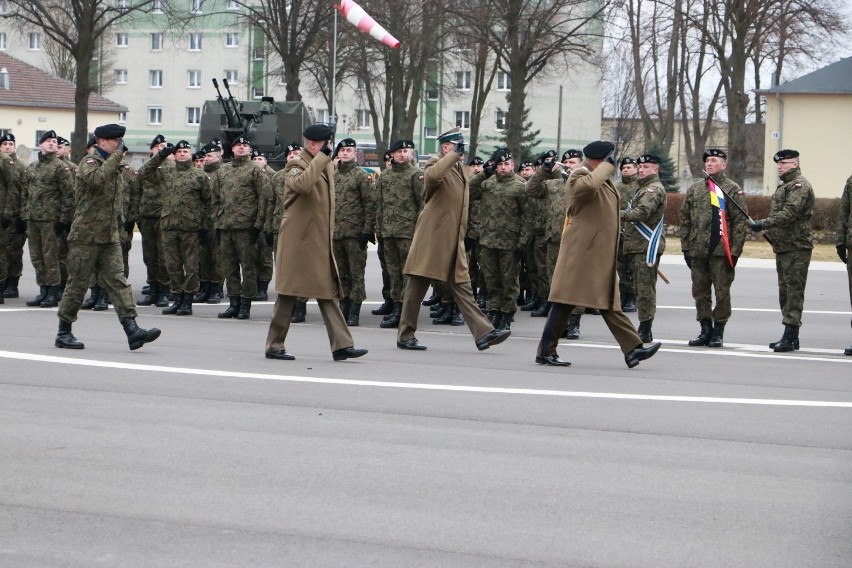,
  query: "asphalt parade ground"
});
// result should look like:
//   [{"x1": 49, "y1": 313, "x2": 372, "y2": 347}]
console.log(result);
[{"x1": 1, "y1": 239, "x2": 850, "y2": 567}]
